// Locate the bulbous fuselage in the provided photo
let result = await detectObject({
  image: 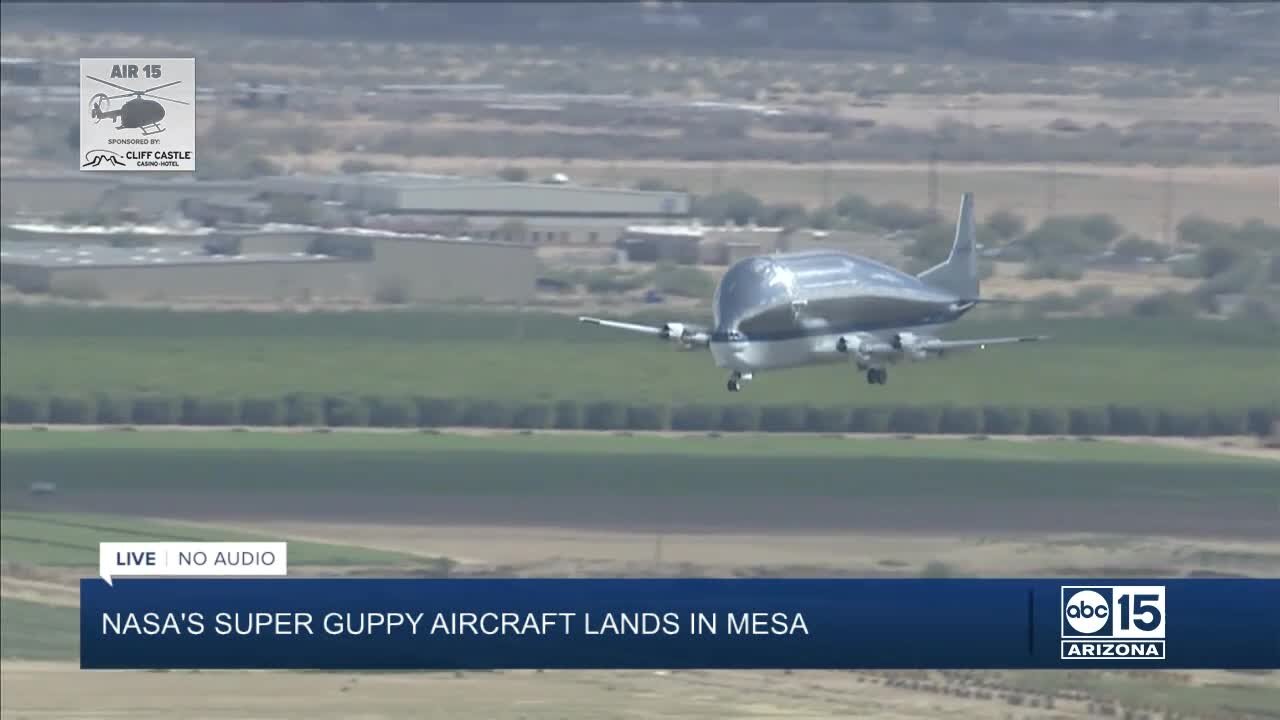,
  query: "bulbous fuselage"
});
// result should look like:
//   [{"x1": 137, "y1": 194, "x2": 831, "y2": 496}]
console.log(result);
[{"x1": 712, "y1": 251, "x2": 963, "y2": 342}]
